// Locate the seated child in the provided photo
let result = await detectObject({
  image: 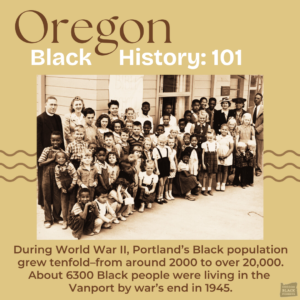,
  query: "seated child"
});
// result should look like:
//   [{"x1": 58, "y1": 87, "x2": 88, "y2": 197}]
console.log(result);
[
  {"x1": 77, "y1": 149, "x2": 98, "y2": 201},
  {"x1": 68, "y1": 188, "x2": 101, "y2": 239},
  {"x1": 54, "y1": 151, "x2": 78, "y2": 230},
  {"x1": 94, "y1": 192, "x2": 117, "y2": 230},
  {"x1": 136, "y1": 160, "x2": 158, "y2": 212},
  {"x1": 83, "y1": 108, "x2": 101, "y2": 147},
  {"x1": 173, "y1": 149, "x2": 201, "y2": 201},
  {"x1": 38, "y1": 131, "x2": 65, "y2": 228},
  {"x1": 65, "y1": 125, "x2": 88, "y2": 170}
]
